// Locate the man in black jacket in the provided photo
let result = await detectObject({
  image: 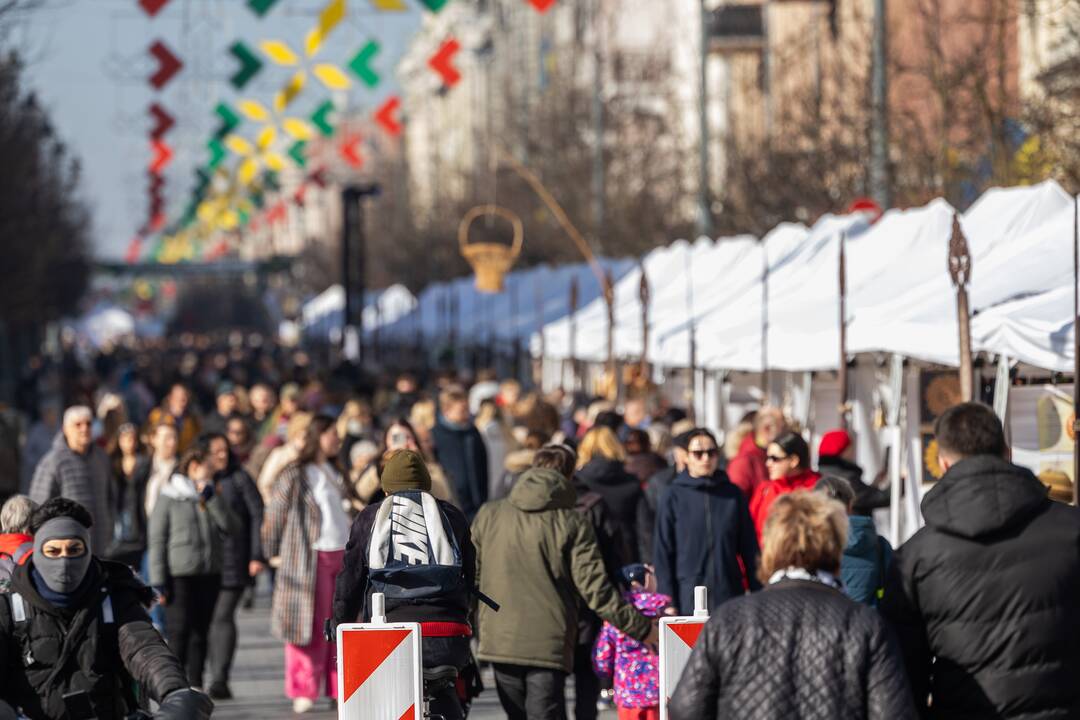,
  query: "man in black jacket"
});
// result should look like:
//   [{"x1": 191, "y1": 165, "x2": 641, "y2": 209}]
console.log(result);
[
  {"x1": 882, "y1": 402, "x2": 1080, "y2": 719},
  {"x1": 432, "y1": 385, "x2": 488, "y2": 521},
  {"x1": 0, "y1": 498, "x2": 211, "y2": 720}
]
